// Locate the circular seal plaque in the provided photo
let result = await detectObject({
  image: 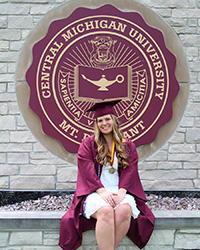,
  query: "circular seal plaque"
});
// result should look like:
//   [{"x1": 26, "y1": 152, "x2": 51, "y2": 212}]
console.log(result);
[{"x1": 26, "y1": 4, "x2": 180, "y2": 153}]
